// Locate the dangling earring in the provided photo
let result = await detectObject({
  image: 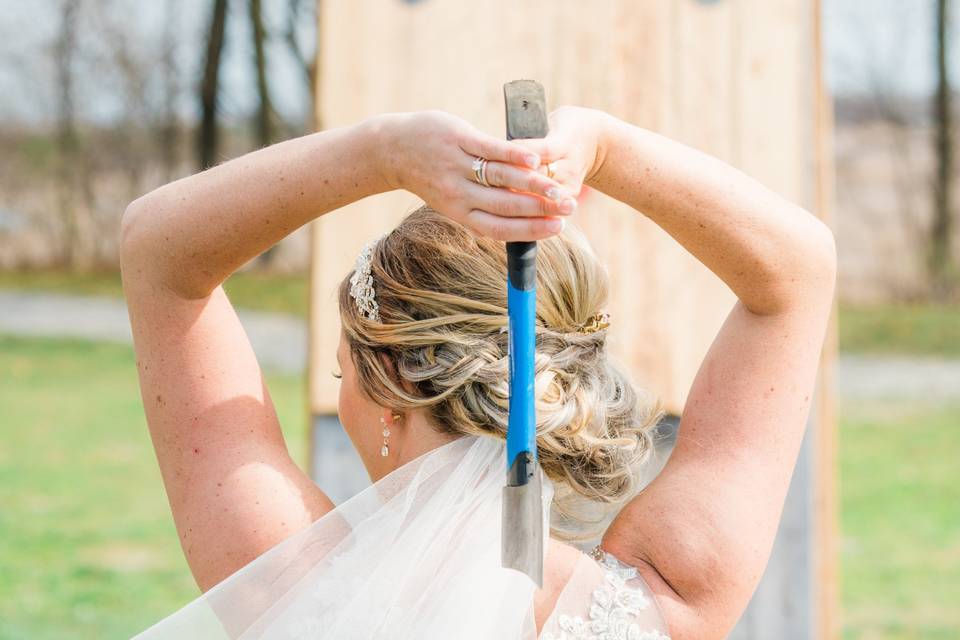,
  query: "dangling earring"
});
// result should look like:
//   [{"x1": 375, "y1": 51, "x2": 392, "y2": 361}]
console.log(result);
[
  {"x1": 379, "y1": 415, "x2": 390, "y2": 457},
  {"x1": 380, "y1": 412, "x2": 400, "y2": 457}
]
